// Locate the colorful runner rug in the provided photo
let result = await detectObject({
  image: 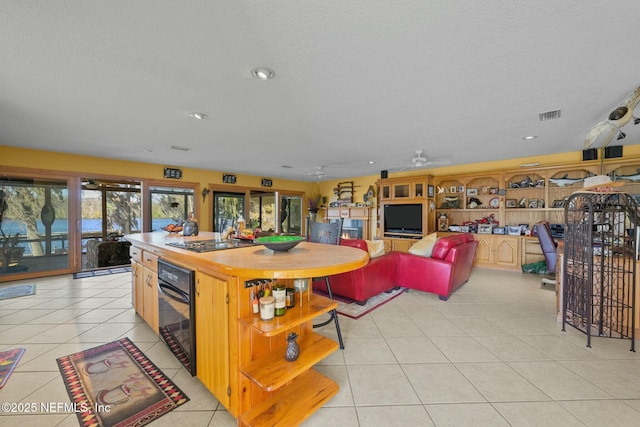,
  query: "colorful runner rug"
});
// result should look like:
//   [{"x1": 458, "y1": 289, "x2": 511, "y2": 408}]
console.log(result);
[
  {"x1": 0, "y1": 347, "x2": 25, "y2": 389},
  {"x1": 57, "y1": 337, "x2": 188, "y2": 427}
]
